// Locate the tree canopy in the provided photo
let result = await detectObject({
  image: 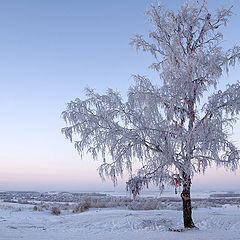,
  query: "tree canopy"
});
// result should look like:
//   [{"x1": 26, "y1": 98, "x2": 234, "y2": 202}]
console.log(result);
[
  {"x1": 62, "y1": 0, "x2": 240, "y2": 228},
  {"x1": 62, "y1": 1, "x2": 240, "y2": 187}
]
